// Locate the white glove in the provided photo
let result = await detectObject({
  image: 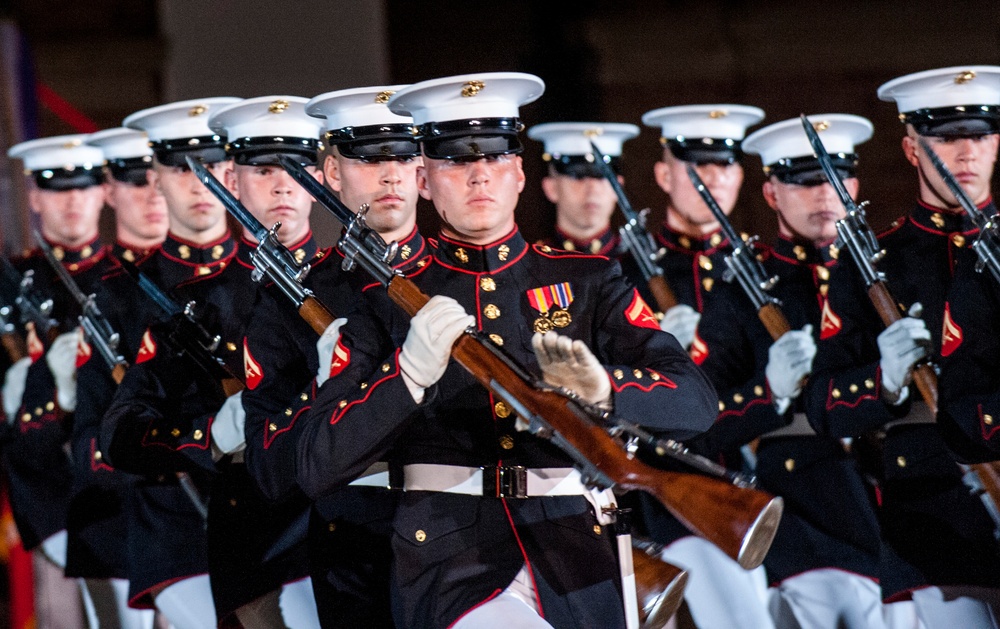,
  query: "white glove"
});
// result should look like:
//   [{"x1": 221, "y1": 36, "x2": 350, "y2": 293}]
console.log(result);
[
  {"x1": 211, "y1": 391, "x2": 246, "y2": 461},
  {"x1": 315, "y1": 317, "x2": 348, "y2": 387},
  {"x1": 46, "y1": 330, "x2": 79, "y2": 412},
  {"x1": 532, "y1": 331, "x2": 612, "y2": 408},
  {"x1": 660, "y1": 304, "x2": 700, "y2": 350},
  {"x1": 878, "y1": 303, "x2": 931, "y2": 401},
  {"x1": 3, "y1": 357, "x2": 31, "y2": 422},
  {"x1": 765, "y1": 325, "x2": 816, "y2": 410},
  {"x1": 399, "y1": 296, "x2": 474, "y2": 404}
]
